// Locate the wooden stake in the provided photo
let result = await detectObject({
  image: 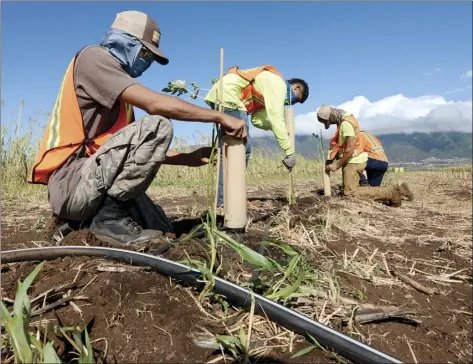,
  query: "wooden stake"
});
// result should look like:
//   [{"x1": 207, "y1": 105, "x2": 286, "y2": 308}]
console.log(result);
[
  {"x1": 213, "y1": 48, "x2": 224, "y2": 212},
  {"x1": 285, "y1": 107, "x2": 295, "y2": 204}
]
